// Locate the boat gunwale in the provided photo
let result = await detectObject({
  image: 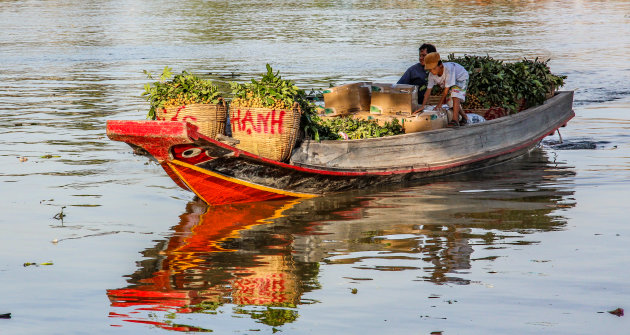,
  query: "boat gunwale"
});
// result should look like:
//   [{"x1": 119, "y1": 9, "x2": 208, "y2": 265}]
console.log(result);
[
  {"x1": 284, "y1": 91, "x2": 573, "y2": 172},
  {"x1": 298, "y1": 91, "x2": 572, "y2": 146}
]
